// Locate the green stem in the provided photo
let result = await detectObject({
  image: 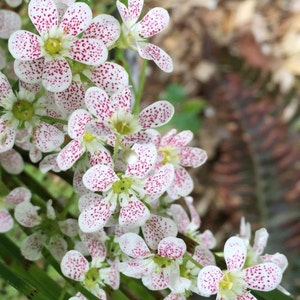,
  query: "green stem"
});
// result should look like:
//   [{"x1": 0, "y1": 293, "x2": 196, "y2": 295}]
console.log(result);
[{"x1": 40, "y1": 115, "x2": 68, "y2": 125}]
